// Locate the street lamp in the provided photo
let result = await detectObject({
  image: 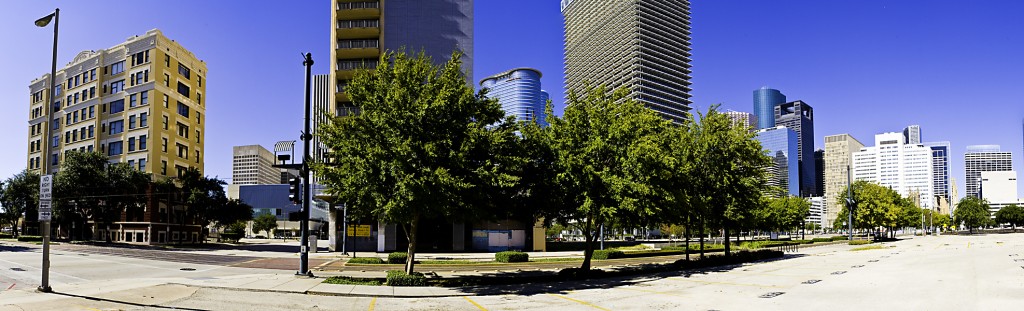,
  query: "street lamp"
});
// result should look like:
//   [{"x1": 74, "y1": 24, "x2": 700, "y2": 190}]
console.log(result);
[{"x1": 35, "y1": 7, "x2": 59, "y2": 294}]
